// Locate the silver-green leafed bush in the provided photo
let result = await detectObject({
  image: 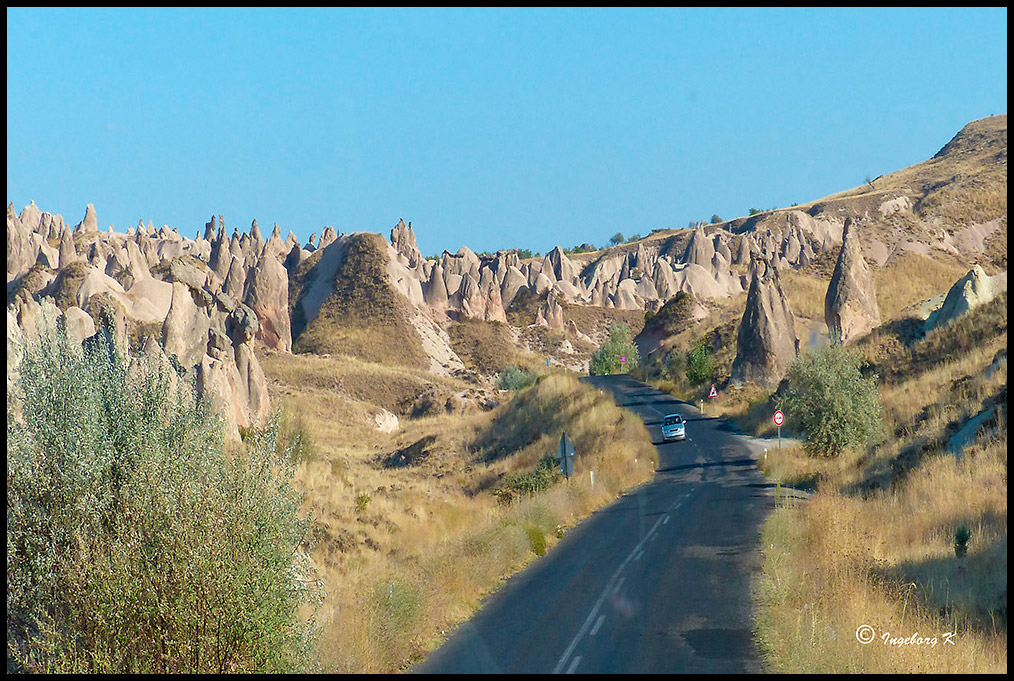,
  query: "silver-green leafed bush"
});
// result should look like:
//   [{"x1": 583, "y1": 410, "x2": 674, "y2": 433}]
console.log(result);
[
  {"x1": 7, "y1": 323, "x2": 318, "y2": 673},
  {"x1": 779, "y1": 343, "x2": 882, "y2": 457},
  {"x1": 496, "y1": 366, "x2": 538, "y2": 391},
  {"x1": 589, "y1": 323, "x2": 640, "y2": 376}
]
